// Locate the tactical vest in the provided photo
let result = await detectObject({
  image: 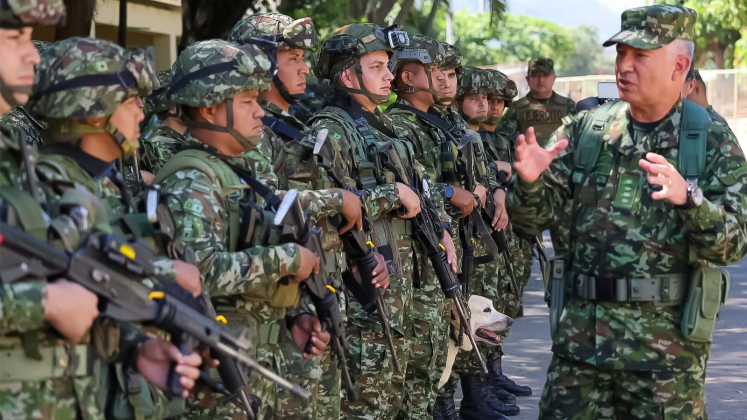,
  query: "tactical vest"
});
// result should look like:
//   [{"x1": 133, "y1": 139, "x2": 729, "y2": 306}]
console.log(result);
[
  {"x1": 152, "y1": 148, "x2": 300, "y2": 309},
  {"x1": 309, "y1": 107, "x2": 408, "y2": 278},
  {"x1": 513, "y1": 92, "x2": 572, "y2": 146}
]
